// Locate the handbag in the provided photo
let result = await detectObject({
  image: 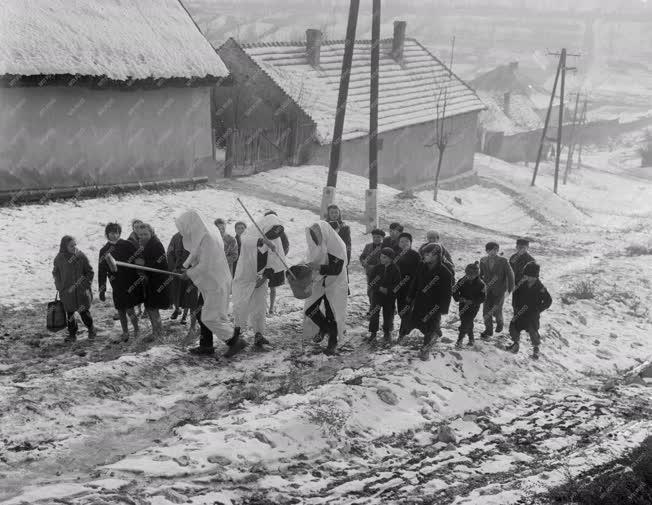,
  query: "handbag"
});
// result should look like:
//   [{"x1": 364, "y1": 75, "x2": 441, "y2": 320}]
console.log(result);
[{"x1": 46, "y1": 292, "x2": 67, "y2": 332}]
